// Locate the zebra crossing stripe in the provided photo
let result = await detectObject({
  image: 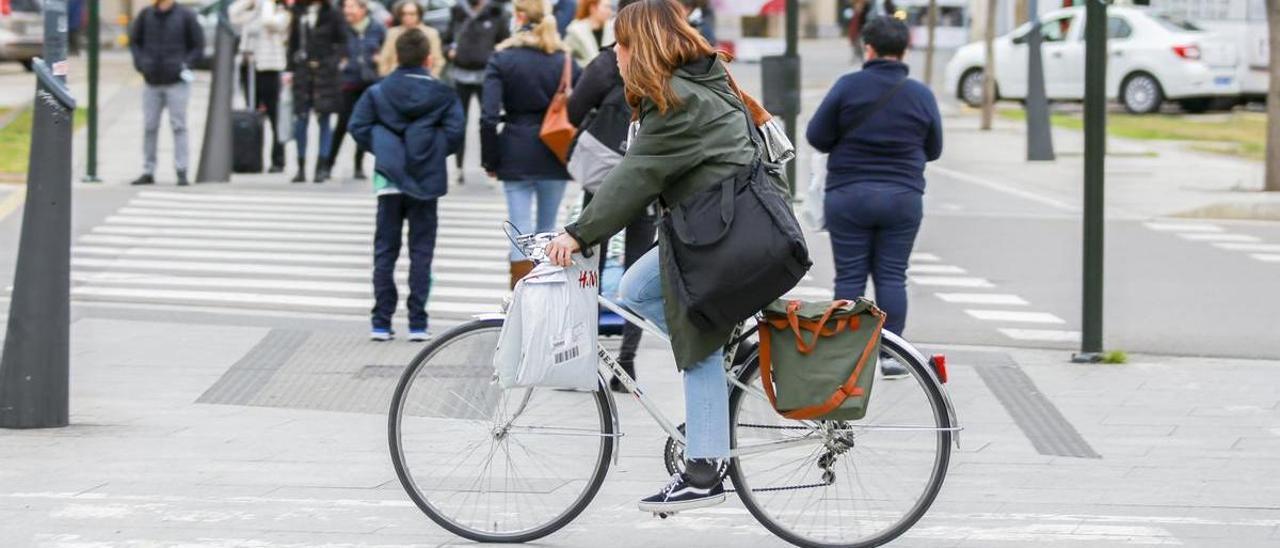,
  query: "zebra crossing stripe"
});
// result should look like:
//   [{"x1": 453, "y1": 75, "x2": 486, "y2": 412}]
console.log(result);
[
  {"x1": 934, "y1": 293, "x2": 1029, "y2": 305},
  {"x1": 137, "y1": 190, "x2": 508, "y2": 212},
  {"x1": 907, "y1": 264, "x2": 967, "y2": 275},
  {"x1": 79, "y1": 234, "x2": 510, "y2": 253},
  {"x1": 909, "y1": 252, "x2": 942, "y2": 262},
  {"x1": 70, "y1": 272, "x2": 509, "y2": 300},
  {"x1": 998, "y1": 328, "x2": 1081, "y2": 342},
  {"x1": 73, "y1": 246, "x2": 506, "y2": 270},
  {"x1": 129, "y1": 198, "x2": 374, "y2": 215},
  {"x1": 1250, "y1": 254, "x2": 1280, "y2": 263},
  {"x1": 91, "y1": 224, "x2": 512, "y2": 244},
  {"x1": 783, "y1": 286, "x2": 833, "y2": 299},
  {"x1": 105, "y1": 215, "x2": 507, "y2": 233},
  {"x1": 910, "y1": 276, "x2": 995, "y2": 288},
  {"x1": 72, "y1": 258, "x2": 508, "y2": 285},
  {"x1": 119, "y1": 206, "x2": 508, "y2": 224},
  {"x1": 965, "y1": 310, "x2": 1065, "y2": 324},
  {"x1": 1143, "y1": 222, "x2": 1222, "y2": 233},
  {"x1": 71, "y1": 286, "x2": 499, "y2": 314},
  {"x1": 1213, "y1": 242, "x2": 1280, "y2": 253},
  {"x1": 1178, "y1": 233, "x2": 1261, "y2": 243}
]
